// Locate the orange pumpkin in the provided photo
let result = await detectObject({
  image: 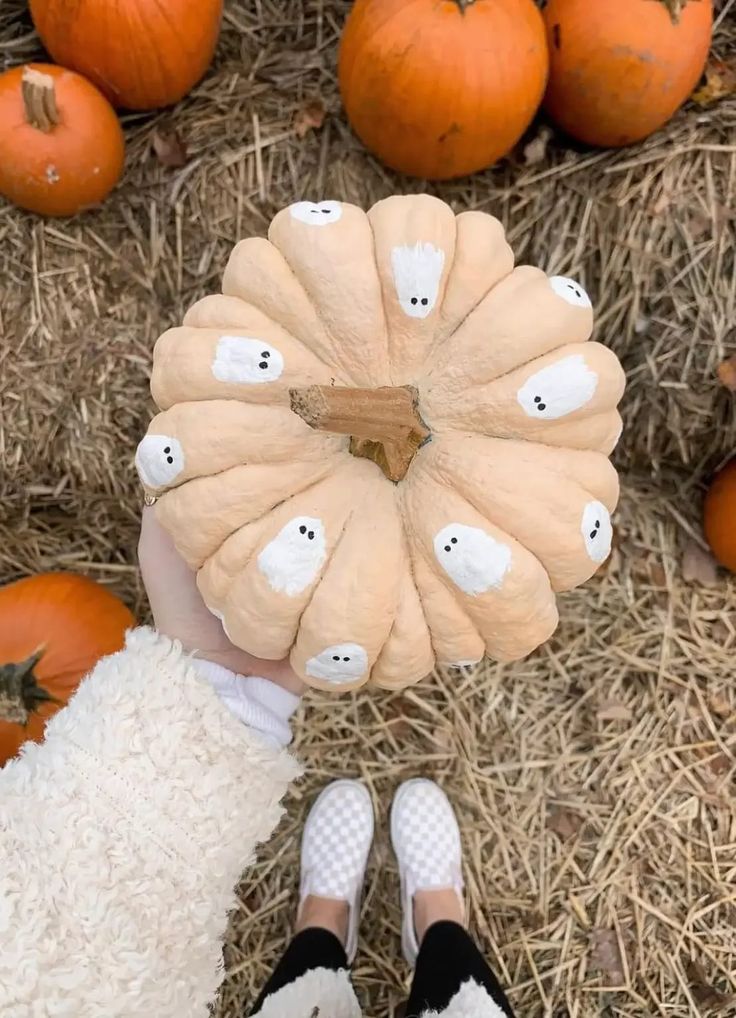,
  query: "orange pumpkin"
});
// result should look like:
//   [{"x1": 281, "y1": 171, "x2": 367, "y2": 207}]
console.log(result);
[
  {"x1": 0, "y1": 573, "x2": 134, "y2": 765},
  {"x1": 704, "y1": 460, "x2": 736, "y2": 573},
  {"x1": 338, "y1": 0, "x2": 548, "y2": 180},
  {"x1": 30, "y1": 0, "x2": 223, "y2": 110},
  {"x1": 542, "y1": 0, "x2": 713, "y2": 148},
  {"x1": 0, "y1": 64, "x2": 125, "y2": 217}
]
